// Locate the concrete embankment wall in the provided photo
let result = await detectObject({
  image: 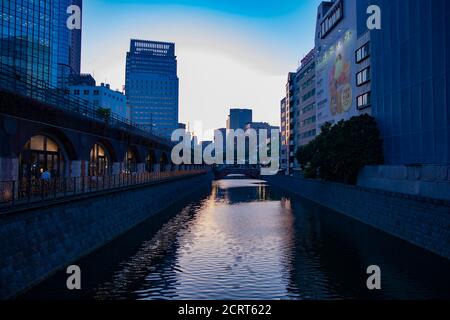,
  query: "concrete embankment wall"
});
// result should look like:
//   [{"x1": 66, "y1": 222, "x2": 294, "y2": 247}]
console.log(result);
[
  {"x1": 0, "y1": 173, "x2": 213, "y2": 299},
  {"x1": 265, "y1": 175, "x2": 450, "y2": 260}
]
